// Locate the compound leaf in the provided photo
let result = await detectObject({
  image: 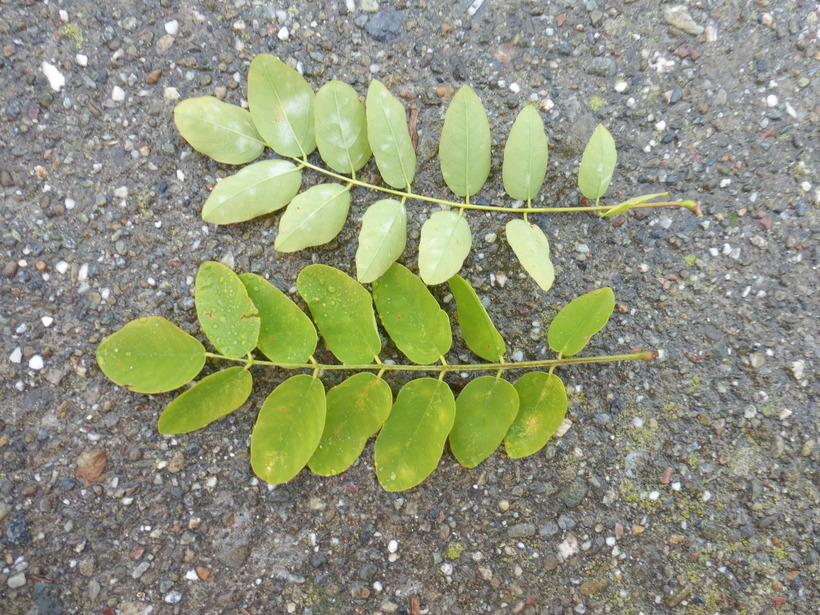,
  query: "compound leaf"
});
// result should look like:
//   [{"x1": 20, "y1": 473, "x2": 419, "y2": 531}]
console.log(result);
[
  {"x1": 275, "y1": 183, "x2": 351, "y2": 252},
  {"x1": 96, "y1": 317, "x2": 205, "y2": 394},
  {"x1": 308, "y1": 373, "x2": 392, "y2": 476},
  {"x1": 449, "y1": 376, "x2": 519, "y2": 468},
  {"x1": 251, "y1": 375, "x2": 326, "y2": 485},
  {"x1": 375, "y1": 378, "x2": 455, "y2": 491},
  {"x1": 195, "y1": 261, "x2": 260, "y2": 359},
  {"x1": 371, "y1": 263, "x2": 451, "y2": 364},
  {"x1": 439, "y1": 85, "x2": 491, "y2": 197},
  {"x1": 355, "y1": 199, "x2": 407, "y2": 283},
  {"x1": 366, "y1": 79, "x2": 416, "y2": 189},
  {"x1": 502, "y1": 105, "x2": 548, "y2": 201},
  {"x1": 174, "y1": 96, "x2": 265, "y2": 165},
  {"x1": 248, "y1": 53, "x2": 316, "y2": 157},
  {"x1": 600, "y1": 192, "x2": 667, "y2": 218},
  {"x1": 578, "y1": 124, "x2": 617, "y2": 200},
  {"x1": 548, "y1": 287, "x2": 615, "y2": 356},
  {"x1": 448, "y1": 274, "x2": 505, "y2": 362},
  {"x1": 239, "y1": 273, "x2": 317, "y2": 364},
  {"x1": 505, "y1": 372, "x2": 567, "y2": 459},
  {"x1": 505, "y1": 219, "x2": 555, "y2": 292},
  {"x1": 202, "y1": 160, "x2": 302, "y2": 225},
  {"x1": 158, "y1": 367, "x2": 252, "y2": 434},
  {"x1": 418, "y1": 210, "x2": 472, "y2": 285},
  {"x1": 297, "y1": 264, "x2": 381, "y2": 364},
  {"x1": 315, "y1": 80, "x2": 372, "y2": 174}
]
